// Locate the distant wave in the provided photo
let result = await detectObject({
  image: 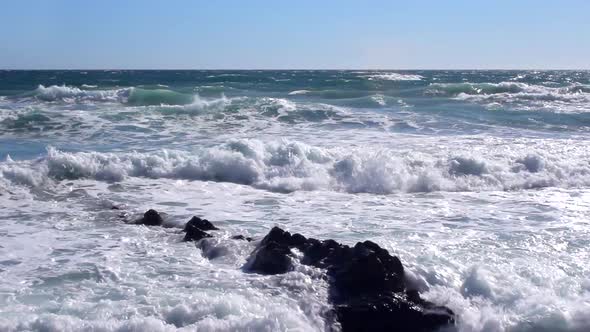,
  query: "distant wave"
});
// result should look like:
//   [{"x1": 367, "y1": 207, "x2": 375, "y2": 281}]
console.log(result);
[
  {"x1": 153, "y1": 95, "x2": 348, "y2": 121},
  {"x1": 2, "y1": 139, "x2": 589, "y2": 194},
  {"x1": 0, "y1": 94, "x2": 365, "y2": 136},
  {"x1": 31, "y1": 85, "x2": 196, "y2": 106},
  {"x1": 427, "y1": 82, "x2": 590, "y2": 112},
  {"x1": 34, "y1": 85, "x2": 130, "y2": 103},
  {"x1": 363, "y1": 73, "x2": 423, "y2": 81},
  {"x1": 428, "y1": 82, "x2": 590, "y2": 96},
  {"x1": 288, "y1": 90, "x2": 312, "y2": 95},
  {"x1": 287, "y1": 89, "x2": 369, "y2": 99},
  {"x1": 126, "y1": 88, "x2": 194, "y2": 106}
]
